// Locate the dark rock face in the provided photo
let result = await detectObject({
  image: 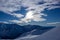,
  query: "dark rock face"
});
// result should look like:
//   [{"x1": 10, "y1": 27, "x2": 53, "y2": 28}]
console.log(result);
[
  {"x1": 0, "y1": 23, "x2": 54, "y2": 39},
  {"x1": 0, "y1": 24, "x2": 24, "y2": 39}
]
